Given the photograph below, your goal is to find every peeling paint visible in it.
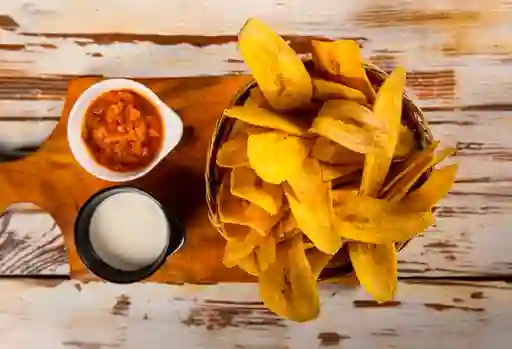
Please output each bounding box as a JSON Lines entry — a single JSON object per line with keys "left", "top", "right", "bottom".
{"left": 111, "top": 294, "right": 131, "bottom": 316}
{"left": 424, "top": 303, "right": 485, "bottom": 312}
{"left": 318, "top": 332, "right": 350, "bottom": 346}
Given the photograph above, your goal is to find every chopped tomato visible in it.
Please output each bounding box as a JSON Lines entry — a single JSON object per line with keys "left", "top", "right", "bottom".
{"left": 82, "top": 90, "right": 163, "bottom": 172}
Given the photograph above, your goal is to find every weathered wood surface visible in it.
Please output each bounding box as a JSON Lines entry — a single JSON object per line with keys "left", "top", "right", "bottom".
{"left": 0, "top": 207, "right": 68, "bottom": 275}
{"left": 1, "top": 278, "right": 511, "bottom": 348}
{"left": 0, "top": 0, "right": 511, "bottom": 280}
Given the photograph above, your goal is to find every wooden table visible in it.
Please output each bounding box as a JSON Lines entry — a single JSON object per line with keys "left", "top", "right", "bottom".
{"left": 1, "top": 0, "right": 511, "bottom": 347}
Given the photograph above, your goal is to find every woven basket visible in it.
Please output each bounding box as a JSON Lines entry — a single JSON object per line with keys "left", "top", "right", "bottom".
{"left": 205, "top": 62, "right": 433, "bottom": 280}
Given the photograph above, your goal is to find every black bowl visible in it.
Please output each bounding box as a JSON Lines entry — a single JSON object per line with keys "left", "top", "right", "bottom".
{"left": 74, "top": 185, "right": 185, "bottom": 284}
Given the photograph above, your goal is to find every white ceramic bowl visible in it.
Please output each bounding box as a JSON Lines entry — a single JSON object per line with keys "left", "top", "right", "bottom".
{"left": 67, "top": 79, "right": 183, "bottom": 182}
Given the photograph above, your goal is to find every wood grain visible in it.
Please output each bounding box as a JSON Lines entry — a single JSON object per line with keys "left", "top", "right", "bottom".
{"left": 1, "top": 278, "right": 511, "bottom": 348}
{"left": 0, "top": 0, "right": 511, "bottom": 279}
{"left": 0, "top": 206, "right": 68, "bottom": 275}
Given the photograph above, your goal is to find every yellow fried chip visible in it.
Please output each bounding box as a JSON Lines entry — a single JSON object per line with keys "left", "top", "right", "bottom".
{"left": 400, "top": 163, "right": 458, "bottom": 212}
{"left": 247, "top": 132, "right": 309, "bottom": 184}
{"left": 321, "top": 163, "right": 361, "bottom": 182}
{"left": 222, "top": 223, "right": 251, "bottom": 240}
{"left": 348, "top": 242, "right": 397, "bottom": 302}
{"left": 311, "top": 137, "right": 365, "bottom": 165}
{"left": 319, "top": 100, "right": 383, "bottom": 129}
{"left": 285, "top": 190, "right": 340, "bottom": 254}
{"left": 216, "top": 136, "right": 249, "bottom": 168}
{"left": 333, "top": 193, "right": 435, "bottom": 244}
{"left": 306, "top": 248, "right": 334, "bottom": 279}
{"left": 331, "top": 186, "right": 359, "bottom": 205}
{"left": 395, "top": 125, "right": 416, "bottom": 158}
{"left": 237, "top": 252, "right": 260, "bottom": 276}
{"left": 259, "top": 235, "right": 320, "bottom": 322}
{"left": 360, "top": 67, "right": 407, "bottom": 197}
{"left": 256, "top": 234, "right": 277, "bottom": 272}
{"left": 218, "top": 176, "right": 282, "bottom": 235}
{"left": 286, "top": 157, "right": 325, "bottom": 197}
{"left": 230, "top": 167, "right": 284, "bottom": 215}
{"left": 381, "top": 141, "right": 440, "bottom": 195}
{"left": 310, "top": 100, "right": 386, "bottom": 154}
{"left": 225, "top": 106, "right": 308, "bottom": 136}
{"left": 239, "top": 18, "right": 312, "bottom": 110}
{"left": 311, "top": 40, "right": 376, "bottom": 102}
{"left": 223, "top": 229, "right": 263, "bottom": 268}
{"left": 310, "top": 116, "right": 381, "bottom": 155}
{"left": 385, "top": 146, "right": 456, "bottom": 203}
{"left": 229, "top": 120, "right": 268, "bottom": 138}
{"left": 284, "top": 159, "right": 342, "bottom": 254}
{"left": 272, "top": 210, "right": 300, "bottom": 241}
{"left": 312, "top": 78, "right": 367, "bottom": 104}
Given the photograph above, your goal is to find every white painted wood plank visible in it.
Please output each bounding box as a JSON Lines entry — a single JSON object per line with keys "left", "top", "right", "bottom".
{"left": 0, "top": 279, "right": 509, "bottom": 349}
{"left": 0, "top": 100, "right": 61, "bottom": 119}
{"left": 0, "top": 120, "right": 55, "bottom": 151}
{"left": 0, "top": 208, "right": 68, "bottom": 275}
{"left": 1, "top": 0, "right": 510, "bottom": 34}
{"left": 0, "top": 0, "right": 510, "bottom": 82}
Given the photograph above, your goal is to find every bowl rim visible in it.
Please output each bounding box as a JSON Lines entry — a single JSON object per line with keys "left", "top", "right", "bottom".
{"left": 67, "top": 78, "right": 184, "bottom": 182}
{"left": 74, "top": 185, "right": 186, "bottom": 284}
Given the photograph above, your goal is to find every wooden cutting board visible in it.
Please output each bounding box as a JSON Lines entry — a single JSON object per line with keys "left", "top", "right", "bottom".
{"left": 0, "top": 75, "right": 260, "bottom": 283}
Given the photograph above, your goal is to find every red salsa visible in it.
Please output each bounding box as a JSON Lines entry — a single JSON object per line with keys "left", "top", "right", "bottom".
{"left": 82, "top": 90, "right": 163, "bottom": 172}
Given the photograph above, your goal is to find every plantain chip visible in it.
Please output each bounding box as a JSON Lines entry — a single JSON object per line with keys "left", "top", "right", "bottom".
{"left": 239, "top": 18, "right": 312, "bottom": 110}
{"left": 306, "top": 248, "right": 334, "bottom": 279}
{"left": 272, "top": 210, "right": 300, "bottom": 241}
{"left": 225, "top": 106, "right": 308, "bottom": 136}
{"left": 285, "top": 159, "right": 342, "bottom": 254}
{"left": 285, "top": 188, "right": 340, "bottom": 254}
{"left": 333, "top": 193, "right": 435, "bottom": 244}
{"left": 237, "top": 252, "right": 260, "bottom": 276}
{"left": 229, "top": 120, "right": 269, "bottom": 138}
{"left": 395, "top": 125, "right": 416, "bottom": 158}
{"left": 259, "top": 235, "right": 320, "bottom": 322}
{"left": 218, "top": 176, "right": 283, "bottom": 235}
{"left": 319, "top": 99, "right": 384, "bottom": 129}
{"left": 400, "top": 163, "right": 458, "bottom": 212}
{"left": 331, "top": 186, "right": 360, "bottom": 206}
{"left": 321, "top": 162, "right": 361, "bottom": 182}
{"left": 311, "top": 40, "right": 376, "bottom": 102}
{"left": 348, "top": 242, "right": 397, "bottom": 302}
{"left": 312, "top": 137, "right": 365, "bottom": 165}
{"left": 381, "top": 141, "right": 440, "bottom": 195}
{"left": 230, "top": 166, "right": 284, "bottom": 215}
{"left": 385, "top": 146, "right": 456, "bottom": 203}
{"left": 312, "top": 78, "right": 367, "bottom": 104}
{"left": 310, "top": 117, "right": 381, "bottom": 155}
{"left": 247, "top": 132, "right": 309, "bottom": 184}
{"left": 286, "top": 157, "right": 325, "bottom": 197}
{"left": 222, "top": 223, "right": 251, "bottom": 240}
{"left": 223, "top": 229, "right": 263, "bottom": 268}
{"left": 360, "top": 67, "right": 407, "bottom": 197}
{"left": 216, "top": 136, "right": 249, "bottom": 168}
{"left": 256, "top": 234, "right": 277, "bottom": 272}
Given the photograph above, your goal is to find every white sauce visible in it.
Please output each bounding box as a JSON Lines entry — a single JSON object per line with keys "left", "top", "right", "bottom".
{"left": 89, "top": 191, "right": 169, "bottom": 271}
